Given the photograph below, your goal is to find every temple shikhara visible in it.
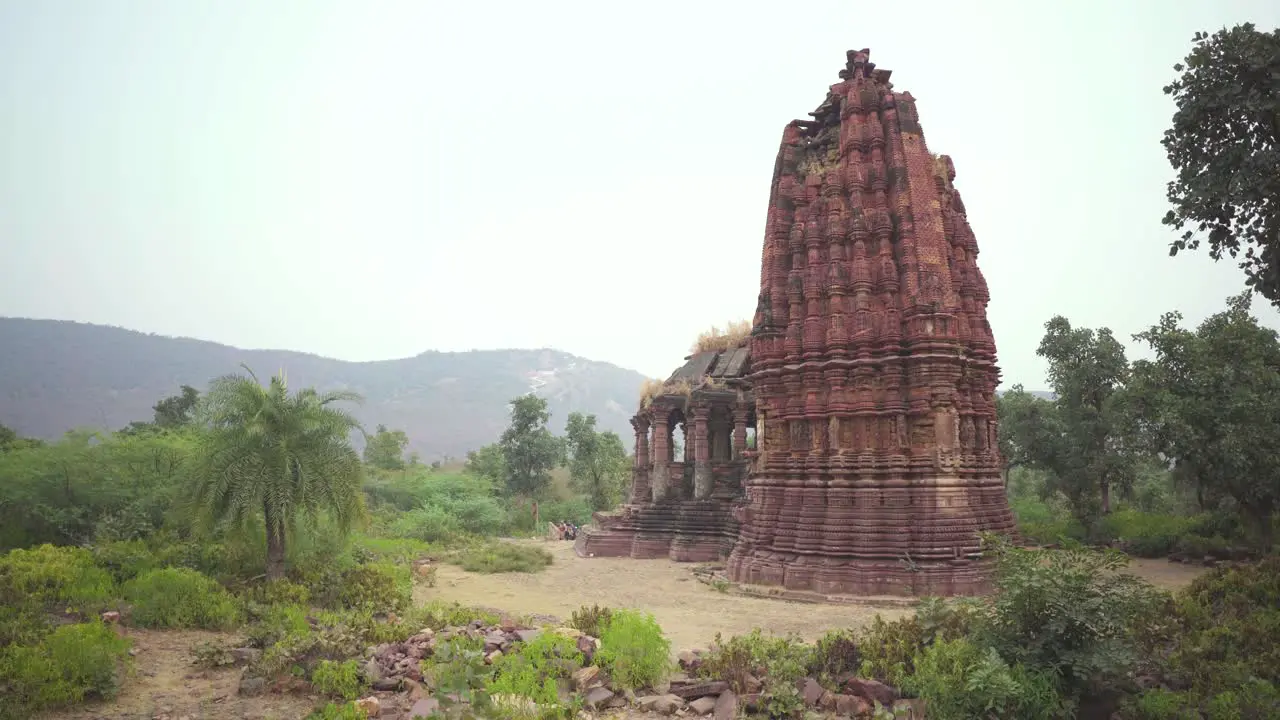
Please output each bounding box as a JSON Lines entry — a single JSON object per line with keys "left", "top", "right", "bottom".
{"left": 576, "top": 49, "right": 1016, "bottom": 597}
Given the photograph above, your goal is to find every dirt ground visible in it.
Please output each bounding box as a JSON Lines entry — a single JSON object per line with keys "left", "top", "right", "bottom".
{"left": 417, "top": 541, "right": 1210, "bottom": 653}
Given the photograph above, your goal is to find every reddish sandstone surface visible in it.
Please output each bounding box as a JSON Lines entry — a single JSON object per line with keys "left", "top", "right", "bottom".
{"left": 579, "top": 48, "right": 1015, "bottom": 597}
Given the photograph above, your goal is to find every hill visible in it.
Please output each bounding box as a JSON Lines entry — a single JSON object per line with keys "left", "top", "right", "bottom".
{"left": 0, "top": 318, "right": 651, "bottom": 461}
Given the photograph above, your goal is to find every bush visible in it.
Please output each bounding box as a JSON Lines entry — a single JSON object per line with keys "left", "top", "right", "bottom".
{"left": 91, "top": 539, "right": 159, "bottom": 583}
{"left": 392, "top": 506, "right": 464, "bottom": 543}
{"left": 303, "top": 562, "right": 412, "bottom": 613}
{"left": 306, "top": 702, "right": 369, "bottom": 720}
{"left": 0, "top": 544, "right": 116, "bottom": 614}
{"left": 904, "top": 637, "right": 1066, "bottom": 720}
{"left": 567, "top": 604, "right": 614, "bottom": 638}
{"left": 808, "top": 629, "right": 860, "bottom": 681}
{"left": 246, "top": 603, "right": 311, "bottom": 648}
{"left": 123, "top": 567, "right": 240, "bottom": 630}
{"left": 240, "top": 578, "right": 312, "bottom": 608}
{"left": 1099, "top": 510, "right": 1198, "bottom": 558}
{"left": 700, "top": 630, "right": 812, "bottom": 717}
{"left": 489, "top": 631, "right": 583, "bottom": 715}
{"left": 0, "top": 621, "right": 132, "bottom": 718}
{"left": 596, "top": 610, "right": 670, "bottom": 690}
{"left": 406, "top": 601, "right": 502, "bottom": 632}
{"left": 452, "top": 542, "right": 553, "bottom": 574}
{"left": 311, "top": 659, "right": 364, "bottom": 700}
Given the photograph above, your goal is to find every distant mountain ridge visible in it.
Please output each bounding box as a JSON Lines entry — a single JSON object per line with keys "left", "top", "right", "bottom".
{"left": 0, "top": 318, "right": 650, "bottom": 461}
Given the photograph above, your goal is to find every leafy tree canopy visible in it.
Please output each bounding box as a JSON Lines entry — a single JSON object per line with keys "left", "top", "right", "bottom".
{"left": 1127, "top": 292, "right": 1280, "bottom": 548}
{"left": 1162, "top": 24, "right": 1280, "bottom": 303}
{"left": 363, "top": 424, "right": 409, "bottom": 471}
{"left": 497, "top": 394, "right": 563, "bottom": 499}
{"left": 564, "top": 412, "right": 630, "bottom": 511}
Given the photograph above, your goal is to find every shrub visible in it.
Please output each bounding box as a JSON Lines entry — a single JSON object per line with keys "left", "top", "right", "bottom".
{"left": 904, "top": 637, "right": 1066, "bottom": 720}
{"left": 452, "top": 542, "right": 553, "bottom": 574}
{"left": 311, "top": 659, "right": 364, "bottom": 700}
{"left": 407, "top": 601, "right": 503, "bottom": 631}
{"left": 808, "top": 629, "right": 860, "bottom": 681}
{"left": 700, "top": 630, "right": 812, "bottom": 717}
{"left": 427, "top": 634, "right": 494, "bottom": 712}
{"left": 0, "top": 544, "right": 116, "bottom": 614}
{"left": 240, "top": 578, "right": 312, "bottom": 608}
{"left": 596, "top": 610, "right": 670, "bottom": 690}
{"left": 857, "top": 615, "right": 929, "bottom": 687}
{"left": 91, "top": 539, "right": 159, "bottom": 583}
{"left": 980, "top": 535, "right": 1170, "bottom": 704}
{"left": 1099, "top": 510, "right": 1198, "bottom": 558}
{"left": 0, "top": 621, "right": 132, "bottom": 717}
{"left": 246, "top": 603, "right": 311, "bottom": 648}
{"left": 391, "top": 506, "right": 464, "bottom": 543}
{"left": 488, "top": 631, "right": 584, "bottom": 715}
{"left": 304, "top": 562, "right": 412, "bottom": 613}
{"left": 306, "top": 702, "right": 369, "bottom": 720}
{"left": 123, "top": 567, "right": 240, "bottom": 630}
{"left": 567, "top": 604, "right": 614, "bottom": 637}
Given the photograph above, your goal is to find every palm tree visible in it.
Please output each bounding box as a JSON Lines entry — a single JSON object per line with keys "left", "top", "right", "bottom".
{"left": 189, "top": 365, "right": 365, "bottom": 580}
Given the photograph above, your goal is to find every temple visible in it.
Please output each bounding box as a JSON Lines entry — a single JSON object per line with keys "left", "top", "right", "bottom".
{"left": 576, "top": 49, "right": 1016, "bottom": 596}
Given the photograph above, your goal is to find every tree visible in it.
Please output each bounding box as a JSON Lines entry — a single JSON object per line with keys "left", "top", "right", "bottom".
{"left": 564, "top": 412, "right": 630, "bottom": 511}
{"left": 120, "top": 385, "right": 201, "bottom": 436}
{"left": 995, "top": 385, "right": 1062, "bottom": 486}
{"left": 188, "top": 366, "right": 365, "bottom": 580}
{"left": 497, "top": 394, "right": 563, "bottom": 499}
{"left": 1162, "top": 24, "right": 1280, "bottom": 304}
{"left": 363, "top": 424, "right": 409, "bottom": 470}
{"left": 1032, "top": 317, "right": 1137, "bottom": 522}
{"left": 465, "top": 443, "right": 506, "bottom": 485}
{"left": 1127, "top": 293, "right": 1280, "bottom": 549}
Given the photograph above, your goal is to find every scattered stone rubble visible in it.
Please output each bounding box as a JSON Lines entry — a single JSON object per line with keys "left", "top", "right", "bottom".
{"left": 230, "top": 618, "right": 925, "bottom": 719}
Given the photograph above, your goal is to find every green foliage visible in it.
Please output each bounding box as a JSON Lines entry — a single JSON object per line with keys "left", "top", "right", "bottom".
{"left": 1127, "top": 294, "right": 1280, "bottom": 550}
{"left": 595, "top": 610, "right": 670, "bottom": 690}
{"left": 1161, "top": 24, "right": 1280, "bottom": 305}
{"left": 981, "top": 535, "right": 1169, "bottom": 703}
{"left": 807, "top": 629, "right": 861, "bottom": 681}
{"left": 1099, "top": 510, "right": 1201, "bottom": 558}
{"left": 306, "top": 701, "right": 369, "bottom": 720}
{"left": 700, "top": 629, "right": 812, "bottom": 718}
{"left": 567, "top": 604, "right": 614, "bottom": 638}
{"left": 427, "top": 634, "right": 494, "bottom": 714}
{"left": 122, "top": 567, "right": 240, "bottom": 630}
{"left": 465, "top": 443, "right": 507, "bottom": 486}
{"left": 301, "top": 561, "right": 412, "bottom": 613}
{"left": 245, "top": 603, "right": 312, "bottom": 648}
{"left": 0, "top": 621, "right": 132, "bottom": 719}
{"left": 408, "top": 601, "right": 503, "bottom": 631}
{"left": 904, "top": 637, "right": 1066, "bottom": 720}
{"left": 489, "top": 631, "right": 583, "bottom": 716}
{"left": 499, "top": 395, "right": 564, "bottom": 499}
{"left": 188, "top": 366, "right": 365, "bottom": 580}
{"left": 364, "top": 424, "right": 410, "bottom": 470}
{"left": 453, "top": 542, "right": 553, "bottom": 574}
{"left": 856, "top": 599, "right": 975, "bottom": 689}
{"left": 564, "top": 412, "right": 629, "bottom": 511}
{"left": 0, "top": 544, "right": 116, "bottom": 616}
{"left": 311, "top": 659, "right": 365, "bottom": 700}
{"left": 91, "top": 539, "right": 160, "bottom": 583}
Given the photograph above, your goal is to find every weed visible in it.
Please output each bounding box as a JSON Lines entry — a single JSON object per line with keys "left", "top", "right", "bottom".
{"left": 123, "top": 567, "right": 240, "bottom": 630}
{"left": 595, "top": 610, "right": 670, "bottom": 690}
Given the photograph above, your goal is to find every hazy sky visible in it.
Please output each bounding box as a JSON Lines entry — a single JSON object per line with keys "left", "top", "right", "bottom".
{"left": 2, "top": 1, "right": 1278, "bottom": 387}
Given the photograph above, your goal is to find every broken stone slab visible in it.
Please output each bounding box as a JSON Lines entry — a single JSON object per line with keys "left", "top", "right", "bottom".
{"left": 833, "top": 693, "right": 871, "bottom": 716}
{"left": 843, "top": 677, "right": 898, "bottom": 707}
{"left": 670, "top": 681, "right": 729, "bottom": 700}
{"left": 231, "top": 647, "right": 262, "bottom": 665}
{"left": 713, "top": 691, "right": 737, "bottom": 720}
{"left": 405, "top": 697, "right": 439, "bottom": 719}
{"left": 801, "top": 677, "right": 825, "bottom": 706}
{"left": 584, "top": 686, "right": 616, "bottom": 709}
{"left": 370, "top": 677, "right": 401, "bottom": 691}
{"left": 688, "top": 696, "right": 717, "bottom": 715}
{"left": 515, "top": 628, "right": 542, "bottom": 643}
{"left": 354, "top": 696, "right": 380, "bottom": 717}
{"left": 571, "top": 665, "right": 603, "bottom": 690}
{"left": 237, "top": 671, "right": 266, "bottom": 697}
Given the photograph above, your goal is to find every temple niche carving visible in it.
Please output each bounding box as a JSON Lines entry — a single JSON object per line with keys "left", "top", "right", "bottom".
{"left": 576, "top": 48, "right": 1016, "bottom": 597}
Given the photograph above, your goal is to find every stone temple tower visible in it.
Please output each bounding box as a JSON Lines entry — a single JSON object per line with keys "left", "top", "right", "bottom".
{"left": 725, "top": 49, "right": 1016, "bottom": 596}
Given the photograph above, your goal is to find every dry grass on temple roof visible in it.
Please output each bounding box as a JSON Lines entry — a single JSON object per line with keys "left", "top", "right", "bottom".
{"left": 691, "top": 320, "right": 752, "bottom": 354}
{"left": 638, "top": 378, "right": 664, "bottom": 407}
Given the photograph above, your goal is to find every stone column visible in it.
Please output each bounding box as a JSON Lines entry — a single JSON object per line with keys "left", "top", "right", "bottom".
{"left": 732, "top": 403, "right": 750, "bottom": 460}
{"left": 691, "top": 405, "right": 713, "bottom": 500}
{"left": 629, "top": 415, "right": 652, "bottom": 505}
{"left": 650, "top": 414, "right": 671, "bottom": 502}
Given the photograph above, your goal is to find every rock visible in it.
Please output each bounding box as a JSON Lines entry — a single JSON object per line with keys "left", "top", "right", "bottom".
{"left": 405, "top": 697, "right": 439, "bottom": 719}
{"left": 483, "top": 632, "right": 508, "bottom": 651}
{"left": 671, "top": 681, "right": 729, "bottom": 700}
{"left": 801, "top": 677, "right": 825, "bottom": 707}
{"left": 484, "top": 649, "right": 503, "bottom": 665}
{"left": 355, "top": 696, "right": 380, "bottom": 717}
{"left": 572, "top": 665, "right": 603, "bottom": 690}
{"left": 576, "top": 634, "right": 597, "bottom": 660}
{"left": 688, "top": 697, "right": 717, "bottom": 715}
{"left": 669, "top": 672, "right": 692, "bottom": 684}
{"left": 893, "top": 698, "right": 926, "bottom": 719}
{"left": 363, "top": 658, "right": 384, "bottom": 683}
{"left": 833, "top": 694, "right": 871, "bottom": 716}
{"left": 678, "top": 650, "right": 698, "bottom": 668}
{"left": 713, "top": 691, "right": 737, "bottom": 720}
{"left": 500, "top": 616, "right": 517, "bottom": 632}
{"left": 744, "top": 674, "right": 763, "bottom": 694}
{"left": 638, "top": 695, "right": 663, "bottom": 711}
{"left": 654, "top": 694, "right": 686, "bottom": 715}
{"left": 818, "top": 690, "right": 836, "bottom": 710}
{"left": 403, "top": 678, "right": 427, "bottom": 701}
{"left": 584, "top": 686, "right": 616, "bottom": 709}
{"left": 551, "top": 627, "right": 583, "bottom": 639}
{"left": 237, "top": 672, "right": 266, "bottom": 697}
{"left": 232, "top": 647, "right": 262, "bottom": 665}
{"left": 515, "top": 628, "right": 543, "bottom": 643}
{"left": 738, "top": 693, "right": 761, "bottom": 712}
{"left": 101, "top": 610, "right": 121, "bottom": 623}
{"left": 844, "top": 677, "right": 897, "bottom": 707}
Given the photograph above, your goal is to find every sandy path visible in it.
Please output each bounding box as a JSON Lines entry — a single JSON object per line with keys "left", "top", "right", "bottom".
{"left": 417, "top": 542, "right": 1210, "bottom": 653}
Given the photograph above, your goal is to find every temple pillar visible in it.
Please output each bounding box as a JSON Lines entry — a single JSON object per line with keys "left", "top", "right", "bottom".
{"left": 732, "top": 404, "right": 749, "bottom": 459}
{"left": 630, "top": 415, "right": 652, "bottom": 504}
{"left": 691, "top": 406, "right": 713, "bottom": 500}
{"left": 650, "top": 415, "right": 671, "bottom": 502}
